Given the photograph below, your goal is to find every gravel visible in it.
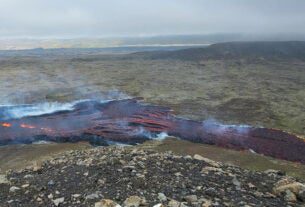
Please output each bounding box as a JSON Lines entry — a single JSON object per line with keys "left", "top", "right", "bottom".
{"left": 0, "top": 146, "right": 304, "bottom": 206}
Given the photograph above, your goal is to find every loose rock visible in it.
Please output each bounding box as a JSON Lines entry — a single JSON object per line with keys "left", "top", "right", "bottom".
{"left": 157, "top": 193, "right": 167, "bottom": 202}
{"left": 184, "top": 195, "right": 198, "bottom": 203}
{"left": 168, "top": 199, "right": 180, "bottom": 207}
{"left": 0, "top": 174, "right": 9, "bottom": 184}
{"left": 53, "top": 197, "right": 65, "bottom": 206}
{"left": 273, "top": 179, "right": 305, "bottom": 201}
{"left": 193, "top": 154, "right": 220, "bottom": 167}
{"left": 9, "top": 186, "right": 20, "bottom": 193}
{"left": 0, "top": 146, "right": 303, "bottom": 206}
{"left": 95, "top": 199, "right": 121, "bottom": 207}
{"left": 86, "top": 193, "right": 100, "bottom": 200}
{"left": 284, "top": 190, "right": 297, "bottom": 202}
{"left": 123, "top": 196, "right": 146, "bottom": 207}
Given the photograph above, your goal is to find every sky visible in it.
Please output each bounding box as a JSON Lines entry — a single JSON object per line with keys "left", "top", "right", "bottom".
{"left": 0, "top": 0, "right": 304, "bottom": 38}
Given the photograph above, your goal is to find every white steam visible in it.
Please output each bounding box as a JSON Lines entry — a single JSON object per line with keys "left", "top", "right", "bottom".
{"left": 0, "top": 99, "right": 119, "bottom": 120}
{"left": 0, "top": 100, "right": 86, "bottom": 120}
{"left": 154, "top": 132, "right": 169, "bottom": 140}
{"left": 202, "top": 118, "right": 251, "bottom": 135}
{"left": 0, "top": 89, "right": 131, "bottom": 120}
{"left": 130, "top": 126, "right": 168, "bottom": 140}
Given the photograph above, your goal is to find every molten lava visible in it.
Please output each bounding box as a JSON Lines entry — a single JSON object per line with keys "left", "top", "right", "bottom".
{"left": 0, "top": 99, "right": 304, "bottom": 164}
{"left": 1, "top": 122, "right": 11, "bottom": 127}
{"left": 20, "top": 124, "right": 36, "bottom": 129}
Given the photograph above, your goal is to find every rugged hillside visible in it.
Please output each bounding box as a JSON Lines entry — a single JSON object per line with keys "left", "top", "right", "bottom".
{"left": 133, "top": 41, "right": 305, "bottom": 61}
{"left": 1, "top": 146, "right": 305, "bottom": 206}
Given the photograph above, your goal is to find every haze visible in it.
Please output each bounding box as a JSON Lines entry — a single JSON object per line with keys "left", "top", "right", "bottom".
{"left": 0, "top": 0, "right": 304, "bottom": 38}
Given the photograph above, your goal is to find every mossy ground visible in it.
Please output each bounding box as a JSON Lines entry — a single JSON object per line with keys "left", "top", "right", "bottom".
{"left": 0, "top": 56, "right": 303, "bottom": 135}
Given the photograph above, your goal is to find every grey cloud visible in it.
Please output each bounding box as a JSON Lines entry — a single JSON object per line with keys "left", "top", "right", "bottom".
{"left": 0, "top": 0, "right": 304, "bottom": 38}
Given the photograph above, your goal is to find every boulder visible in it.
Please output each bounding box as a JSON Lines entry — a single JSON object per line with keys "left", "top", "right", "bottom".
{"left": 273, "top": 178, "right": 305, "bottom": 202}
{"left": 273, "top": 181, "right": 305, "bottom": 195}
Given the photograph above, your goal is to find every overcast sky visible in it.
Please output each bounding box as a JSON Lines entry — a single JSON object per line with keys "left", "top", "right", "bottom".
{"left": 0, "top": 0, "right": 304, "bottom": 38}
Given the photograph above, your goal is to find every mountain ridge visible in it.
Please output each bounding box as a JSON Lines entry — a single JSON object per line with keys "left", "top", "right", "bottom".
{"left": 132, "top": 41, "right": 305, "bottom": 61}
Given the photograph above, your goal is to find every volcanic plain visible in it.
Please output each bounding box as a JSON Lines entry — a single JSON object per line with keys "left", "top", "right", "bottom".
{"left": 0, "top": 42, "right": 305, "bottom": 206}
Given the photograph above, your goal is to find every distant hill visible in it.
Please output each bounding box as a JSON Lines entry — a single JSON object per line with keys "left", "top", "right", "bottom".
{"left": 133, "top": 41, "right": 305, "bottom": 61}
{"left": 0, "top": 34, "right": 234, "bottom": 50}
{"left": 0, "top": 45, "right": 209, "bottom": 57}
{"left": 1, "top": 41, "right": 305, "bottom": 61}
{"left": 2, "top": 33, "right": 305, "bottom": 50}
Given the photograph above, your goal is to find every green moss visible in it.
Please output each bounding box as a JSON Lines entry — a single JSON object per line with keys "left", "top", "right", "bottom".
{"left": 0, "top": 56, "right": 304, "bottom": 135}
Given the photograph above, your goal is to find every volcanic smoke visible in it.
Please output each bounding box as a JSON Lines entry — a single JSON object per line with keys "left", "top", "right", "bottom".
{"left": 0, "top": 99, "right": 304, "bottom": 164}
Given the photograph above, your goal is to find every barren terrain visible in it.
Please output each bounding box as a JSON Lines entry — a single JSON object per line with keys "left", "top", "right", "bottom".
{"left": 0, "top": 42, "right": 304, "bottom": 181}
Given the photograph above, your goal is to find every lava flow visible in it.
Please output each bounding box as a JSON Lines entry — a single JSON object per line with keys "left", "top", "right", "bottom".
{"left": 0, "top": 99, "right": 305, "bottom": 164}
{"left": 20, "top": 124, "right": 36, "bottom": 129}
{"left": 1, "top": 122, "right": 11, "bottom": 127}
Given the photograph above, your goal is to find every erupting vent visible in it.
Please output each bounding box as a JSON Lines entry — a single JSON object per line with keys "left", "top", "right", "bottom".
{"left": 0, "top": 99, "right": 305, "bottom": 164}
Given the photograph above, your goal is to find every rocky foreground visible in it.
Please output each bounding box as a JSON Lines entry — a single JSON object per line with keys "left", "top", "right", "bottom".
{"left": 0, "top": 146, "right": 305, "bottom": 207}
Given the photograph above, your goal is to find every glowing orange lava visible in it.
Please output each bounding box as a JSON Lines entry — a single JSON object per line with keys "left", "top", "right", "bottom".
{"left": 20, "top": 124, "right": 36, "bottom": 129}
{"left": 1, "top": 123, "right": 11, "bottom": 127}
